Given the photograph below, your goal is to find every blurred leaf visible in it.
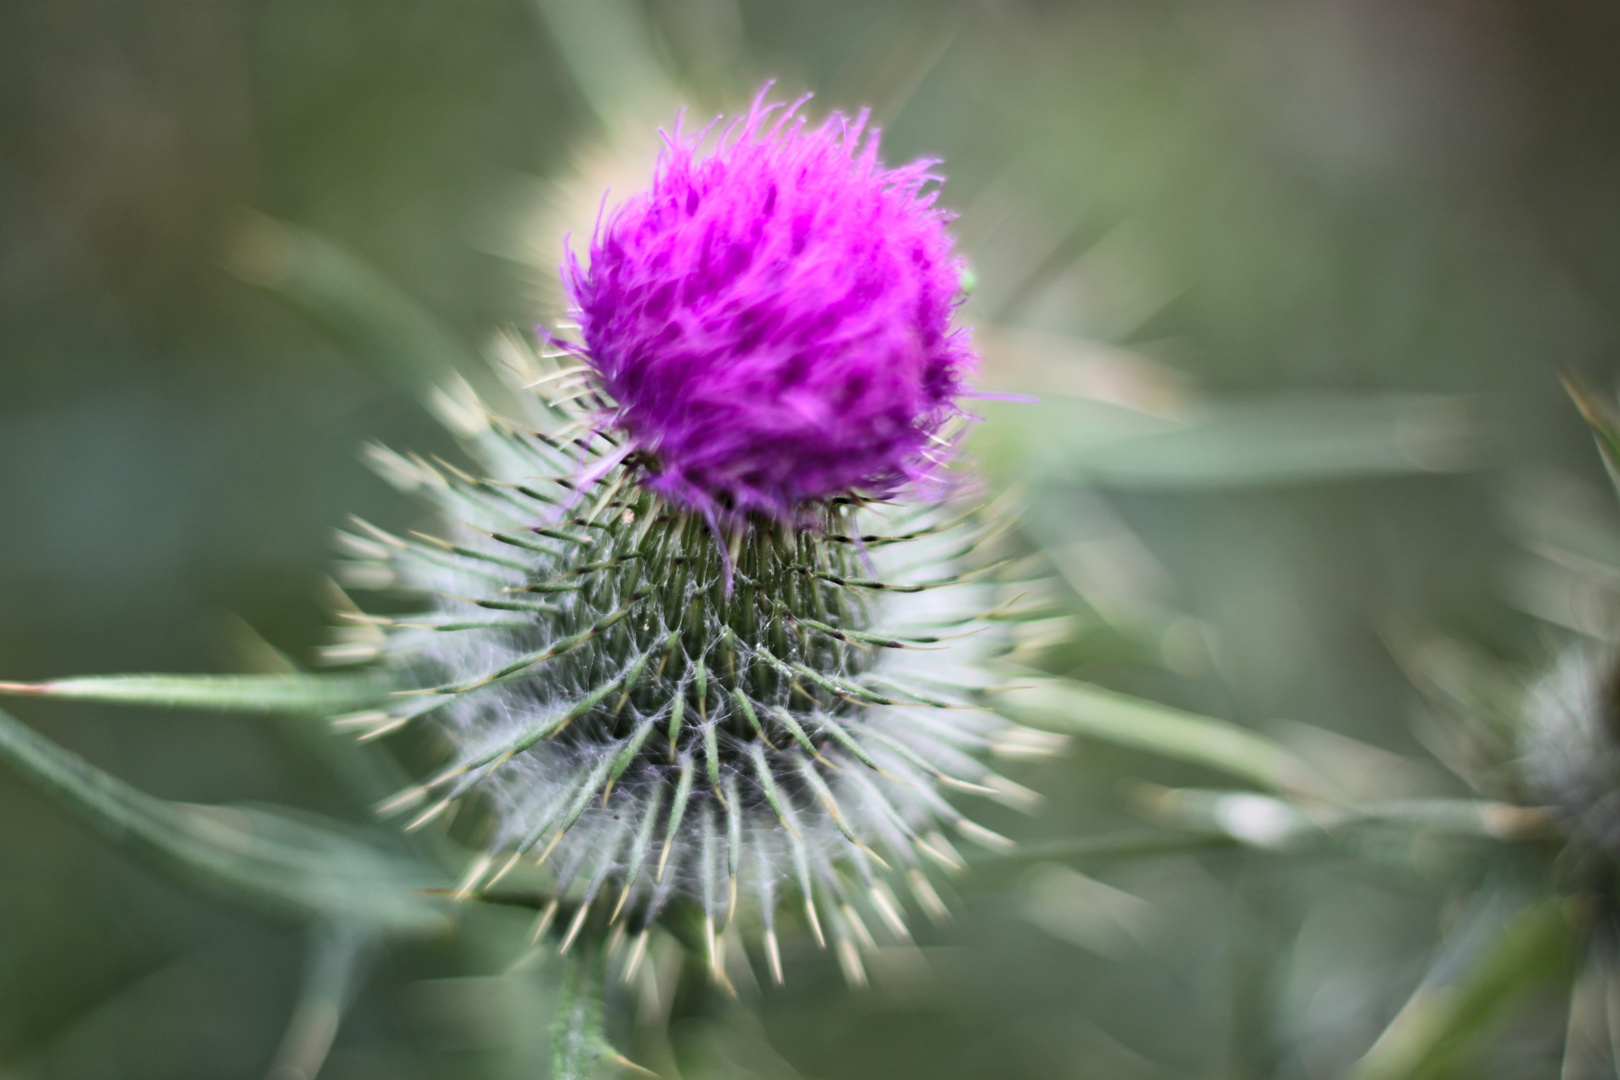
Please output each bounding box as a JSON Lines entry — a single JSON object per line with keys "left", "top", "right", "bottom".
{"left": 1127, "top": 784, "right": 1318, "bottom": 849}
{"left": 1499, "top": 471, "right": 1620, "bottom": 582}
{"left": 276, "top": 707, "right": 423, "bottom": 814}
{"left": 1563, "top": 373, "right": 1620, "bottom": 493}
{"left": 1133, "top": 783, "right": 1555, "bottom": 848}
{"left": 225, "top": 213, "right": 482, "bottom": 406}
{"left": 529, "top": 0, "right": 678, "bottom": 130}
{"left": 0, "top": 671, "right": 391, "bottom": 715}
{"left": 1015, "top": 486, "right": 1212, "bottom": 675}
{"left": 1021, "top": 863, "right": 1161, "bottom": 961}
{"left": 1499, "top": 556, "right": 1620, "bottom": 641}
{"left": 1384, "top": 633, "right": 1523, "bottom": 737}
{"left": 975, "top": 397, "right": 1173, "bottom": 480}
{"left": 1382, "top": 630, "right": 1526, "bottom": 795}
{"left": 0, "top": 704, "right": 446, "bottom": 934}
{"left": 976, "top": 327, "right": 1192, "bottom": 416}
{"left": 1006, "top": 611, "right": 1208, "bottom": 675}
{"left": 978, "top": 393, "right": 1475, "bottom": 489}
{"left": 980, "top": 828, "right": 1240, "bottom": 875}
{"left": 265, "top": 923, "right": 371, "bottom": 1080}
{"left": 215, "top": 622, "right": 421, "bottom": 810}
{"left": 1273, "top": 718, "right": 1454, "bottom": 803}
{"left": 1346, "top": 898, "right": 1573, "bottom": 1080}
{"left": 1352, "top": 799, "right": 1558, "bottom": 840}
{"left": 1497, "top": 471, "right": 1620, "bottom": 639}
{"left": 992, "top": 676, "right": 1337, "bottom": 799}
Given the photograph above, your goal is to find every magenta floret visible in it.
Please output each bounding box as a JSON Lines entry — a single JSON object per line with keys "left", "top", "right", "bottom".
{"left": 563, "top": 89, "right": 977, "bottom": 524}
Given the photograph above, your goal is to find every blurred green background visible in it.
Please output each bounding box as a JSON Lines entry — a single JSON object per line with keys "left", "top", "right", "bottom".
{"left": 3, "top": 1, "right": 1619, "bottom": 1077}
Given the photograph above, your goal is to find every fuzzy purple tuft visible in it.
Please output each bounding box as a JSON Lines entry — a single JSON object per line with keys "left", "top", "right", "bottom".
{"left": 563, "top": 89, "right": 977, "bottom": 524}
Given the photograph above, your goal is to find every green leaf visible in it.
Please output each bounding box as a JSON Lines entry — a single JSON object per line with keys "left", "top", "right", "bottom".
{"left": 978, "top": 829, "right": 1241, "bottom": 875}
{"left": 1346, "top": 898, "right": 1573, "bottom": 1080}
{"left": 0, "top": 704, "right": 447, "bottom": 934}
{"left": 991, "top": 676, "right": 1337, "bottom": 799}
{"left": 977, "top": 393, "right": 1476, "bottom": 489}
{"left": 984, "top": 796, "right": 1551, "bottom": 888}
{"left": 1133, "top": 785, "right": 1555, "bottom": 847}
{"left": 1350, "top": 798, "right": 1558, "bottom": 841}
{"left": 0, "top": 671, "right": 392, "bottom": 715}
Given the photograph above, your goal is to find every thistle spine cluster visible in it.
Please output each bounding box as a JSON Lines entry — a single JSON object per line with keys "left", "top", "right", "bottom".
{"left": 329, "top": 363, "right": 1056, "bottom": 985}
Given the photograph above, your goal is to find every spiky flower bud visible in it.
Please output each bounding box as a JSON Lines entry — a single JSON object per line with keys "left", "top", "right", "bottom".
{"left": 341, "top": 91, "right": 1055, "bottom": 985}
{"left": 1520, "top": 646, "right": 1620, "bottom": 859}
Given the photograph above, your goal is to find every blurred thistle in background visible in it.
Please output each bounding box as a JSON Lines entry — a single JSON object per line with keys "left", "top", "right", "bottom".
{"left": 5, "top": 1, "right": 1620, "bottom": 1079}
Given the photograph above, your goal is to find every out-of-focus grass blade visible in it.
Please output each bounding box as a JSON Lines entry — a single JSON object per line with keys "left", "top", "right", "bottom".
{"left": 1347, "top": 898, "right": 1572, "bottom": 1080}
{"left": 530, "top": 0, "right": 678, "bottom": 131}
{"left": 1500, "top": 556, "right": 1620, "bottom": 641}
{"left": 1496, "top": 469, "right": 1620, "bottom": 639}
{"left": 0, "top": 671, "right": 391, "bottom": 715}
{"left": 219, "top": 617, "right": 422, "bottom": 810}
{"left": 1381, "top": 630, "right": 1525, "bottom": 794}
{"left": 977, "top": 829, "right": 1241, "bottom": 877}
{"left": 1352, "top": 798, "right": 1558, "bottom": 839}
{"left": 992, "top": 676, "right": 1337, "bottom": 799}
{"left": 1135, "top": 783, "right": 1555, "bottom": 846}
{"left": 1500, "top": 472, "right": 1620, "bottom": 582}
{"left": 278, "top": 706, "right": 422, "bottom": 812}
{"left": 1005, "top": 609, "right": 1211, "bottom": 675}
{"left": 265, "top": 923, "right": 371, "bottom": 1080}
{"left": 1127, "top": 784, "right": 1317, "bottom": 849}
{"left": 1563, "top": 373, "right": 1620, "bottom": 491}
{"left": 975, "top": 397, "right": 1173, "bottom": 480}
{"left": 0, "top": 705, "right": 446, "bottom": 934}
{"left": 225, "top": 213, "right": 481, "bottom": 405}
{"left": 977, "top": 394, "right": 1475, "bottom": 489}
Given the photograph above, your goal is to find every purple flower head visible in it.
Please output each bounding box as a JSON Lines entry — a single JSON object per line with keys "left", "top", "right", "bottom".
{"left": 563, "top": 88, "right": 977, "bottom": 525}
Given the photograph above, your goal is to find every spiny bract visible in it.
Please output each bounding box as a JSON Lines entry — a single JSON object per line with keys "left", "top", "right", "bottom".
{"left": 333, "top": 361, "right": 1055, "bottom": 984}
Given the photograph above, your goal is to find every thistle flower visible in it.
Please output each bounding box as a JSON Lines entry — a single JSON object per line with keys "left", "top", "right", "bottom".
{"left": 337, "top": 91, "right": 1055, "bottom": 987}
{"left": 562, "top": 88, "right": 975, "bottom": 525}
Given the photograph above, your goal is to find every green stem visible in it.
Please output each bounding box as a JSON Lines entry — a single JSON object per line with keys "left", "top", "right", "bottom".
{"left": 552, "top": 944, "right": 607, "bottom": 1080}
